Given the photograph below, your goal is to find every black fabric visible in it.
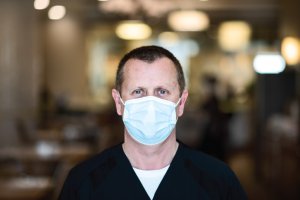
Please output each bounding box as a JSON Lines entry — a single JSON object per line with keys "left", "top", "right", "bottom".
{"left": 59, "top": 142, "right": 247, "bottom": 200}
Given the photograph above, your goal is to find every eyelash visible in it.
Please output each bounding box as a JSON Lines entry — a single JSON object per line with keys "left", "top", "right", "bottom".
{"left": 132, "top": 89, "right": 144, "bottom": 96}
{"left": 158, "top": 89, "right": 167, "bottom": 95}
{"left": 131, "top": 88, "right": 169, "bottom": 97}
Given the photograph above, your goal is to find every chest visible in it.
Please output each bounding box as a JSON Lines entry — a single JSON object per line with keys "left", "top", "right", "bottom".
{"left": 86, "top": 162, "right": 215, "bottom": 200}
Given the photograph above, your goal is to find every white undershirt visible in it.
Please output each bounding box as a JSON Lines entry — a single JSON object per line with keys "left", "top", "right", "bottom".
{"left": 133, "top": 165, "right": 170, "bottom": 199}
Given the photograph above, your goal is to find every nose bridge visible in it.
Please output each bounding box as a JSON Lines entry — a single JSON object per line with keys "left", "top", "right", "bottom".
{"left": 146, "top": 89, "right": 155, "bottom": 97}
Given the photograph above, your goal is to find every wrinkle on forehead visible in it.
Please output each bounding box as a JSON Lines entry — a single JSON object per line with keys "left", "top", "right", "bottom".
{"left": 122, "top": 58, "right": 180, "bottom": 96}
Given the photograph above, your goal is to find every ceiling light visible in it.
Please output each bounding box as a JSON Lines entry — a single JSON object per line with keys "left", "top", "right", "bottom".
{"left": 281, "top": 37, "right": 300, "bottom": 66}
{"left": 253, "top": 53, "right": 286, "bottom": 74}
{"left": 48, "top": 5, "right": 66, "bottom": 20}
{"left": 34, "top": 0, "right": 50, "bottom": 10}
{"left": 218, "top": 21, "right": 251, "bottom": 52}
{"left": 115, "top": 20, "right": 152, "bottom": 40}
{"left": 168, "top": 10, "right": 209, "bottom": 32}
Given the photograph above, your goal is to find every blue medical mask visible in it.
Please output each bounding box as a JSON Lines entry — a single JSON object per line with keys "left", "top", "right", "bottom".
{"left": 120, "top": 96, "right": 181, "bottom": 145}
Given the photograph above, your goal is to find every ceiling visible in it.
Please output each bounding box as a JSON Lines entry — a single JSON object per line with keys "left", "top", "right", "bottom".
{"left": 62, "top": 0, "right": 279, "bottom": 22}
{"left": 52, "top": 0, "right": 281, "bottom": 40}
{"left": 96, "top": 1, "right": 276, "bottom": 20}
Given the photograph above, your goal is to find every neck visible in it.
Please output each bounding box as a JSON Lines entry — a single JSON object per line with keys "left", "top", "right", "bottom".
{"left": 122, "top": 132, "right": 178, "bottom": 170}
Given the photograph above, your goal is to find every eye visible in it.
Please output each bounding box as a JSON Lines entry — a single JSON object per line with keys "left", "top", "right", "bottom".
{"left": 157, "top": 88, "right": 169, "bottom": 97}
{"left": 132, "top": 88, "right": 144, "bottom": 97}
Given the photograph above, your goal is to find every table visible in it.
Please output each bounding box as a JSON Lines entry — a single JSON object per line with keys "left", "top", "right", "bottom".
{"left": 0, "top": 176, "right": 53, "bottom": 200}
{"left": 0, "top": 142, "right": 93, "bottom": 162}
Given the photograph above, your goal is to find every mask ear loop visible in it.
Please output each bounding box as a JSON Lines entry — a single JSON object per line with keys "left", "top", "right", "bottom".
{"left": 175, "top": 98, "right": 182, "bottom": 107}
{"left": 118, "top": 94, "right": 125, "bottom": 105}
{"left": 173, "top": 98, "right": 182, "bottom": 121}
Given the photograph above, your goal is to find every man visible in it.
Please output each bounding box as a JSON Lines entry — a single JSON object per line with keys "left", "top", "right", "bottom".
{"left": 59, "top": 45, "right": 247, "bottom": 200}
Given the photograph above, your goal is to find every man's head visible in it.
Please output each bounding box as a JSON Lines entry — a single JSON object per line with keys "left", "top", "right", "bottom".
{"left": 115, "top": 45, "right": 186, "bottom": 96}
{"left": 111, "top": 45, "right": 189, "bottom": 145}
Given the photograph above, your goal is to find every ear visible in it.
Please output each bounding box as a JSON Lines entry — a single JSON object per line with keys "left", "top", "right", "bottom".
{"left": 177, "top": 89, "right": 189, "bottom": 117}
{"left": 112, "top": 89, "right": 123, "bottom": 116}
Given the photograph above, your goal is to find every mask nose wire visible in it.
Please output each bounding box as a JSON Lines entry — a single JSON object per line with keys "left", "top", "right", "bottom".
{"left": 119, "top": 93, "right": 181, "bottom": 106}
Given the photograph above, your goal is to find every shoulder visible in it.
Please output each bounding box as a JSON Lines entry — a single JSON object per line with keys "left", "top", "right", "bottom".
{"left": 64, "top": 143, "right": 122, "bottom": 187}
{"left": 179, "top": 142, "right": 230, "bottom": 173}
{"left": 58, "top": 144, "right": 124, "bottom": 199}
{"left": 178, "top": 142, "right": 248, "bottom": 199}
{"left": 178, "top": 143, "right": 239, "bottom": 184}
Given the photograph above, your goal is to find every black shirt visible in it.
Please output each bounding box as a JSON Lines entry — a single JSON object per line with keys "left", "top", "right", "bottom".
{"left": 59, "top": 142, "right": 247, "bottom": 200}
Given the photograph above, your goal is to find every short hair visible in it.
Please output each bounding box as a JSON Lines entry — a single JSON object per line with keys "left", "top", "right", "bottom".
{"left": 115, "top": 45, "right": 186, "bottom": 95}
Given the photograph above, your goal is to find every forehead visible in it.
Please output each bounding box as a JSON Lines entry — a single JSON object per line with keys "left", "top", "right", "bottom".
{"left": 122, "top": 57, "right": 178, "bottom": 88}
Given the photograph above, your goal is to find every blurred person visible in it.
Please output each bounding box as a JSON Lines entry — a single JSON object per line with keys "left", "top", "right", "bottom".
{"left": 59, "top": 46, "right": 247, "bottom": 200}
{"left": 197, "top": 76, "right": 232, "bottom": 161}
{"left": 266, "top": 98, "right": 299, "bottom": 143}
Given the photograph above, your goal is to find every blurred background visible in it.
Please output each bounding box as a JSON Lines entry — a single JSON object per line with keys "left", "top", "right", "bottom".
{"left": 0, "top": 0, "right": 299, "bottom": 199}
